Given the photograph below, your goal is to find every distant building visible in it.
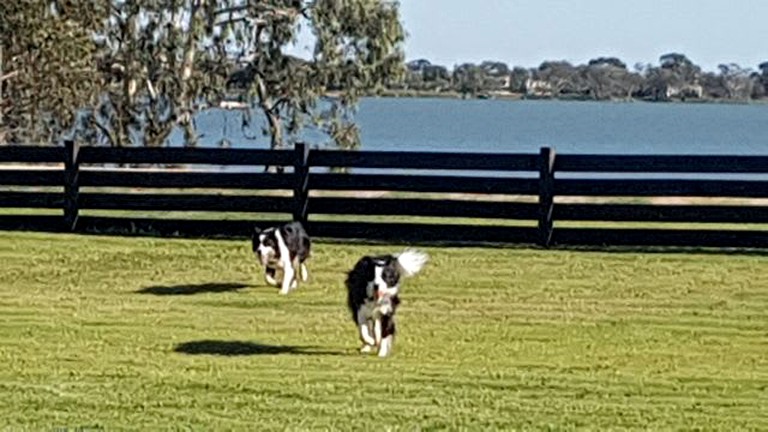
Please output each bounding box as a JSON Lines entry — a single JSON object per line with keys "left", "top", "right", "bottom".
{"left": 524, "top": 78, "right": 554, "bottom": 97}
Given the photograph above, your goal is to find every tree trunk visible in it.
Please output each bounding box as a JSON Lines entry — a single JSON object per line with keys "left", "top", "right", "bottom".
{"left": 255, "top": 75, "right": 285, "bottom": 173}
{"left": 178, "top": 0, "right": 204, "bottom": 147}
{"left": 265, "top": 109, "right": 284, "bottom": 173}
{"left": 181, "top": 115, "right": 199, "bottom": 148}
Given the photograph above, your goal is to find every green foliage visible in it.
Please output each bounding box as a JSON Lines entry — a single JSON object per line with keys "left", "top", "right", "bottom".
{"left": 1, "top": 232, "right": 767, "bottom": 429}
{"left": 404, "top": 54, "right": 768, "bottom": 103}
{"left": 223, "top": 0, "right": 405, "bottom": 151}
{"left": 452, "top": 63, "right": 487, "bottom": 96}
{"left": 0, "top": 1, "right": 106, "bottom": 145}
{"left": 2, "top": 0, "right": 405, "bottom": 149}
{"left": 91, "top": 0, "right": 232, "bottom": 148}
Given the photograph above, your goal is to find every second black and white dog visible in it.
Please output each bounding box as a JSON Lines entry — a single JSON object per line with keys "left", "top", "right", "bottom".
{"left": 345, "top": 249, "right": 428, "bottom": 357}
{"left": 252, "top": 222, "right": 311, "bottom": 295}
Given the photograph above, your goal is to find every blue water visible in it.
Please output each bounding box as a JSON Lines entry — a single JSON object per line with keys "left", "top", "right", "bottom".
{"left": 179, "top": 98, "right": 768, "bottom": 178}
{"left": 188, "top": 98, "right": 768, "bottom": 155}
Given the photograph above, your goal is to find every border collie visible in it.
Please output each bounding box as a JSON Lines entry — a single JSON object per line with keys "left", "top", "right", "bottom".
{"left": 345, "top": 249, "right": 428, "bottom": 357}
{"left": 251, "top": 221, "right": 311, "bottom": 295}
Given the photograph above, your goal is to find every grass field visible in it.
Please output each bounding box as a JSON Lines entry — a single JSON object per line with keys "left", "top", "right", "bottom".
{"left": 1, "top": 232, "right": 767, "bottom": 430}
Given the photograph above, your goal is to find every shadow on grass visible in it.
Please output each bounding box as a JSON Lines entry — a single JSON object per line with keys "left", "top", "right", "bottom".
{"left": 174, "top": 340, "right": 346, "bottom": 356}
{"left": 4, "top": 215, "right": 768, "bottom": 257}
{"left": 315, "top": 238, "right": 768, "bottom": 257}
{"left": 136, "top": 282, "right": 251, "bottom": 296}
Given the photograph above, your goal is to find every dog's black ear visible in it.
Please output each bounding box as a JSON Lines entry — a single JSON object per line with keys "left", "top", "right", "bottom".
{"left": 252, "top": 226, "right": 262, "bottom": 238}
{"left": 350, "top": 256, "right": 373, "bottom": 280}
{"left": 361, "top": 256, "right": 378, "bottom": 279}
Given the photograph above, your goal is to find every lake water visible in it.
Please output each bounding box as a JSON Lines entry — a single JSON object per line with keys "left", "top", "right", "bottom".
{"left": 184, "top": 98, "right": 768, "bottom": 178}
{"left": 191, "top": 98, "right": 768, "bottom": 155}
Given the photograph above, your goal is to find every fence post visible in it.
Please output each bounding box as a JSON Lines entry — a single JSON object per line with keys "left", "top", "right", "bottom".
{"left": 293, "top": 142, "right": 310, "bottom": 226}
{"left": 63, "top": 140, "right": 80, "bottom": 232}
{"left": 538, "top": 146, "right": 555, "bottom": 248}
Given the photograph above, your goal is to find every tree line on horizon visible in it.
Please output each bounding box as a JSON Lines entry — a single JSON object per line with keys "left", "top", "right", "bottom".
{"left": 398, "top": 53, "right": 768, "bottom": 102}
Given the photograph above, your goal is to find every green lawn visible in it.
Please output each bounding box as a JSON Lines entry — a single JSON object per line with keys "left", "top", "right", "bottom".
{"left": 1, "top": 232, "right": 766, "bottom": 430}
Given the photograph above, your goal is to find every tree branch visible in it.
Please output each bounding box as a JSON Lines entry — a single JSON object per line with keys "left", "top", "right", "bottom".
{"left": 92, "top": 115, "right": 117, "bottom": 147}
{"left": 270, "top": 97, "right": 289, "bottom": 112}
{"left": 214, "top": 3, "right": 301, "bottom": 18}
{"left": 0, "top": 70, "right": 19, "bottom": 82}
{"left": 213, "top": 2, "right": 302, "bottom": 27}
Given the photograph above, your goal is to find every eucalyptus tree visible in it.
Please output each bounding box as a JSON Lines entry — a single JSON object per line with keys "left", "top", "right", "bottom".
{"left": 217, "top": 0, "right": 405, "bottom": 152}
{"left": 754, "top": 61, "right": 768, "bottom": 99}
{"left": 0, "top": 1, "right": 106, "bottom": 145}
{"left": 534, "top": 61, "right": 578, "bottom": 97}
{"left": 90, "top": 0, "right": 233, "bottom": 148}
{"left": 452, "top": 63, "right": 487, "bottom": 96}
{"left": 4, "top": 0, "right": 405, "bottom": 152}
{"left": 582, "top": 57, "right": 642, "bottom": 100}
{"left": 659, "top": 52, "right": 701, "bottom": 88}
{"left": 508, "top": 66, "right": 530, "bottom": 94}
{"left": 716, "top": 63, "right": 753, "bottom": 101}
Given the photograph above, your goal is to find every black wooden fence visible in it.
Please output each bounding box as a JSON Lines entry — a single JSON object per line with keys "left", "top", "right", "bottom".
{"left": 2, "top": 141, "right": 768, "bottom": 248}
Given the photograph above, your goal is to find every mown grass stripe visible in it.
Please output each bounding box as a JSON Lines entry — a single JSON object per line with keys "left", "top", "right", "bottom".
{"left": 0, "top": 231, "right": 766, "bottom": 430}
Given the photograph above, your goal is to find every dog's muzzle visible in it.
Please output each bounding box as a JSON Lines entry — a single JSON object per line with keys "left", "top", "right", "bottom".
{"left": 257, "top": 250, "right": 275, "bottom": 267}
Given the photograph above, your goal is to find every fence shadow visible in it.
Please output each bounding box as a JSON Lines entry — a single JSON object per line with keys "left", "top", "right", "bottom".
{"left": 173, "top": 340, "right": 346, "bottom": 357}
{"left": 314, "top": 237, "right": 768, "bottom": 257}
{"left": 136, "top": 282, "right": 251, "bottom": 296}
{"left": 74, "top": 217, "right": 768, "bottom": 256}
{"left": 3, "top": 215, "right": 768, "bottom": 258}
{"left": 547, "top": 244, "right": 768, "bottom": 258}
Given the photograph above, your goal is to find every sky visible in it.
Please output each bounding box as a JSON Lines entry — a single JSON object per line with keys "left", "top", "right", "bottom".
{"left": 397, "top": 0, "right": 768, "bottom": 72}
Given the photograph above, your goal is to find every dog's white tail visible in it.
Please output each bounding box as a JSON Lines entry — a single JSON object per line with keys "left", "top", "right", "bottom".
{"left": 396, "top": 248, "right": 429, "bottom": 277}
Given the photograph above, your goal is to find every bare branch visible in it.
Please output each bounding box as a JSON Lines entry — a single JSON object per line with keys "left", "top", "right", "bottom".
{"left": 0, "top": 70, "right": 19, "bottom": 82}
{"left": 270, "top": 97, "right": 290, "bottom": 112}
{"left": 91, "top": 113, "right": 117, "bottom": 147}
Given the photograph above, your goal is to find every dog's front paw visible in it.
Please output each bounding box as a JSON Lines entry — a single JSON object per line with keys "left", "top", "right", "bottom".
{"left": 264, "top": 267, "right": 278, "bottom": 286}
{"left": 360, "top": 344, "right": 375, "bottom": 354}
{"left": 377, "top": 336, "right": 393, "bottom": 358}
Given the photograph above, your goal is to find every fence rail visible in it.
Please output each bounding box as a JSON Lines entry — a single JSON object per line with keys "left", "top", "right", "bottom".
{"left": 2, "top": 141, "right": 768, "bottom": 248}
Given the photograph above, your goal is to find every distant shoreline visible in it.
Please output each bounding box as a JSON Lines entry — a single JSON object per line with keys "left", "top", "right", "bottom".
{"left": 220, "top": 90, "right": 767, "bottom": 110}
{"left": 365, "top": 89, "right": 767, "bottom": 105}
